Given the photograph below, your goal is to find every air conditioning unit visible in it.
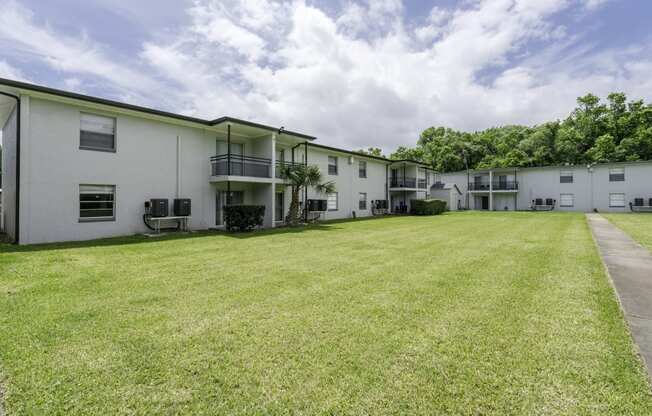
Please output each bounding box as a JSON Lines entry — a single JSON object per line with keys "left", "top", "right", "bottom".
{"left": 307, "top": 199, "right": 327, "bottom": 212}
{"left": 173, "top": 198, "right": 191, "bottom": 216}
{"left": 149, "top": 199, "right": 169, "bottom": 217}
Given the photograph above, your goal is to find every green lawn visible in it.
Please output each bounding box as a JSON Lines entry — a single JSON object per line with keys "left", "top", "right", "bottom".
{"left": 1, "top": 212, "right": 651, "bottom": 414}
{"left": 604, "top": 213, "right": 652, "bottom": 251}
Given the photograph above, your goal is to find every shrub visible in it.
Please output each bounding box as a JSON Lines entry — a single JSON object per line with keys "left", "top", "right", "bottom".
{"left": 410, "top": 199, "right": 447, "bottom": 215}
{"left": 223, "top": 205, "right": 265, "bottom": 231}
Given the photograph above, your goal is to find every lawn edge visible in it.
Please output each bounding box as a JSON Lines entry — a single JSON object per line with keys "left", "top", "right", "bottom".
{"left": 585, "top": 213, "right": 652, "bottom": 389}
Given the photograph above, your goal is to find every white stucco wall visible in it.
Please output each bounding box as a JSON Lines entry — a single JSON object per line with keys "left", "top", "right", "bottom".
{"left": 19, "top": 97, "right": 218, "bottom": 244}
{"left": 304, "top": 147, "right": 388, "bottom": 220}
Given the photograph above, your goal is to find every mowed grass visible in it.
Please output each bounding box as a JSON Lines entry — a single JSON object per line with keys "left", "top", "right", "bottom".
{"left": 1, "top": 212, "right": 651, "bottom": 415}
{"left": 604, "top": 213, "right": 652, "bottom": 252}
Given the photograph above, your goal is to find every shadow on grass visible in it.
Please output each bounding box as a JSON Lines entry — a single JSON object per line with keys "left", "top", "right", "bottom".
{"left": 0, "top": 215, "right": 431, "bottom": 253}
{"left": 0, "top": 222, "right": 344, "bottom": 253}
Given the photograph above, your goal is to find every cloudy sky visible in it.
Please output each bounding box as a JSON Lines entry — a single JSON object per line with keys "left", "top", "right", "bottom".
{"left": 0, "top": 0, "right": 650, "bottom": 151}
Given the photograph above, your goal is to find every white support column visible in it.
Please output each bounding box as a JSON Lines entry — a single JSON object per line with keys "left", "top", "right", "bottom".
{"left": 489, "top": 170, "right": 494, "bottom": 211}
{"left": 270, "top": 134, "right": 276, "bottom": 228}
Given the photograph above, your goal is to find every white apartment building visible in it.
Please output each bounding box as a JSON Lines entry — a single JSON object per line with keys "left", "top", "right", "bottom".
{"left": 439, "top": 161, "right": 652, "bottom": 212}
{"left": 0, "top": 79, "right": 435, "bottom": 244}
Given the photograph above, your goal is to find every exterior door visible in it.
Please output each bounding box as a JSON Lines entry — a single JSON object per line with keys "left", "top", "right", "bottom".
{"left": 275, "top": 192, "right": 284, "bottom": 222}
{"left": 216, "top": 140, "right": 244, "bottom": 175}
{"left": 498, "top": 175, "right": 507, "bottom": 190}
{"left": 474, "top": 175, "right": 482, "bottom": 190}
{"left": 481, "top": 196, "right": 489, "bottom": 210}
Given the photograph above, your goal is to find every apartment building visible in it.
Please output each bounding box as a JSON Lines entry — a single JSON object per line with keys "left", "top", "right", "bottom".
{"left": 0, "top": 79, "right": 434, "bottom": 244}
{"left": 439, "top": 161, "right": 652, "bottom": 212}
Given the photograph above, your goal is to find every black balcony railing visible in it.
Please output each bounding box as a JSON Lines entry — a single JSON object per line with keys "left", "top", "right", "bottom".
{"left": 210, "top": 154, "right": 271, "bottom": 178}
{"left": 390, "top": 177, "right": 417, "bottom": 188}
{"left": 468, "top": 181, "right": 519, "bottom": 191}
{"left": 275, "top": 160, "right": 302, "bottom": 179}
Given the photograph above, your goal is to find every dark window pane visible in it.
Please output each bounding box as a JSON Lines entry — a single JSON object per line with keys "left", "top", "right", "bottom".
{"left": 80, "top": 193, "right": 114, "bottom": 202}
{"left": 80, "top": 209, "right": 114, "bottom": 218}
{"left": 81, "top": 130, "right": 115, "bottom": 150}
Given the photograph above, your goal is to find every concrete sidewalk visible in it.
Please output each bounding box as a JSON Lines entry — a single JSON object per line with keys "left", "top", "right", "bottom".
{"left": 587, "top": 213, "right": 652, "bottom": 380}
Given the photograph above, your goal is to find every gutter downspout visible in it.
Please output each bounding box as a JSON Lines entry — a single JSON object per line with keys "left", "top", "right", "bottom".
{"left": 0, "top": 91, "right": 20, "bottom": 244}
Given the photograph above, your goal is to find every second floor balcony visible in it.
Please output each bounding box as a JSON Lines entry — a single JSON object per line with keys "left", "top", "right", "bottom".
{"left": 391, "top": 177, "right": 417, "bottom": 188}
{"left": 469, "top": 181, "right": 519, "bottom": 191}
{"left": 210, "top": 154, "right": 272, "bottom": 179}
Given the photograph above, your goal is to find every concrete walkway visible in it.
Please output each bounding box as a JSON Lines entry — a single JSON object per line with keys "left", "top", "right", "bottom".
{"left": 587, "top": 213, "right": 652, "bottom": 380}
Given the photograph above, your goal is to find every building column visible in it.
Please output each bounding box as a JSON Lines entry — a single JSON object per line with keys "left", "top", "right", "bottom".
{"left": 270, "top": 133, "right": 276, "bottom": 228}
{"left": 489, "top": 170, "right": 494, "bottom": 211}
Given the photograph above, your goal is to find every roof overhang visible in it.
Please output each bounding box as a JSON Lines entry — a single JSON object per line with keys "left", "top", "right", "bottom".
{"left": 0, "top": 78, "right": 316, "bottom": 142}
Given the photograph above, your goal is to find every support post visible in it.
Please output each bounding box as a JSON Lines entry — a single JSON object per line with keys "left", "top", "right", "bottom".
{"left": 227, "top": 124, "right": 231, "bottom": 176}
{"left": 514, "top": 168, "right": 517, "bottom": 211}
{"left": 489, "top": 170, "right": 494, "bottom": 211}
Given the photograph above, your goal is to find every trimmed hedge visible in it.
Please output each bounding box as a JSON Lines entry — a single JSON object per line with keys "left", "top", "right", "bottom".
{"left": 410, "top": 199, "right": 447, "bottom": 215}
{"left": 224, "top": 205, "right": 265, "bottom": 231}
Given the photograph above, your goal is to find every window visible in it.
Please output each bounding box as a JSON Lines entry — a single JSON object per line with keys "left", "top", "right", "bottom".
{"left": 359, "top": 193, "right": 367, "bottom": 210}
{"left": 560, "top": 193, "right": 574, "bottom": 207}
{"left": 328, "top": 156, "right": 338, "bottom": 175}
{"left": 80, "top": 185, "right": 115, "bottom": 221}
{"left": 609, "top": 193, "right": 625, "bottom": 208}
{"left": 560, "top": 170, "right": 573, "bottom": 183}
{"left": 80, "top": 113, "right": 116, "bottom": 151}
{"left": 609, "top": 167, "right": 625, "bottom": 182}
{"left": 327, "top": 192, "right": 338, "bottom": 210}
{"left": 359, "top": 161, "right": 367, "bottom": 178}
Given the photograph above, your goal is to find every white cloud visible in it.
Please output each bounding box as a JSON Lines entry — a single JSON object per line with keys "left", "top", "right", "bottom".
{"left": 0, "top": 60, "right": 28, "bottom": 81}
{"left": 0, "top": 0, "right": 648, "bottom": 153}
{"left": 0, "top": 0, "right": 163, "bottom": 102}
{"left": 583, "top": 0, "right": 610, "bottom": 10}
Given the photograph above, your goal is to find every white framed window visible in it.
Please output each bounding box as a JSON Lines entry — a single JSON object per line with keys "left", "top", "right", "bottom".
{"left": 328, "top": 156, "right": 338, "bottom": 175}
{"left": 359, "top": 161, "right": 367, "bottom": 178}
{"left": 560, "top": 170, "right": 573, "bottom": 183}
{"left": 609, "top": 167, "right": 625, "bottom": 182}
{"left": 80, "top": 113, "right": 116, "bottom": 152}
{"left": 359, "top": 193, "right": 367, "bottom": 210}
{"left": 560, "top": 193, "right": 574, "bottom": 207}
{"left": 609, "top": 193, "right": 625, "bottom": 208}
{"left": 327, "top": 192, "right": 338, "bottom": 210}
{"left": 79, "top": 184, "right": 115, "bottom": 221}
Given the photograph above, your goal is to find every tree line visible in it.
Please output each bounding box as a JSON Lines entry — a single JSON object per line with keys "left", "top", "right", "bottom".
{"left": 380, "top": 93, "right": 652, "bottom": 172}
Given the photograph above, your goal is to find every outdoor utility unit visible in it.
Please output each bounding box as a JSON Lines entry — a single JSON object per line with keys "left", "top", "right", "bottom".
{"left": 307, "top": 199, "right": 328, "bottom": 211}
{"left": 149, "top": 199, "right": 169, "bottom": 217}
{"left": 173, "top": 198, "right": 191, "bottom": 216}
{"left": 374, "top": 200, "right": 388, "bottom": 209}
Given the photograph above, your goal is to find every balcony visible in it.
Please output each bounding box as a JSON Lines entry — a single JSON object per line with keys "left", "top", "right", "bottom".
{"left": 210, "top": 154, "right": 271, "bottom": 178}
{"left": 390, "top": 177, "right": 417, "bottom": 188}
{"left": 418, "top": 178, "right": 427, "bottom": 189}
{"left": 468, "top": 181, "right": 519, "bottom": 191}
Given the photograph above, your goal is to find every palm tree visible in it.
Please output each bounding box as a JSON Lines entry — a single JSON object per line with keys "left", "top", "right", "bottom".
{"left": 278, "top": 163, "right": 335, "bottom": 225}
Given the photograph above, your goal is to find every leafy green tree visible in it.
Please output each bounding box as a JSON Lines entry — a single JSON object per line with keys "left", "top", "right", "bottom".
{"left": 587, "top": 134, "right": 617, "bottom": 163}
{"left": 398, "top": 92, "right": 652, "bottom": 172}
{"left": 355, "top": 147, "right": 385, "bottom": 157}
